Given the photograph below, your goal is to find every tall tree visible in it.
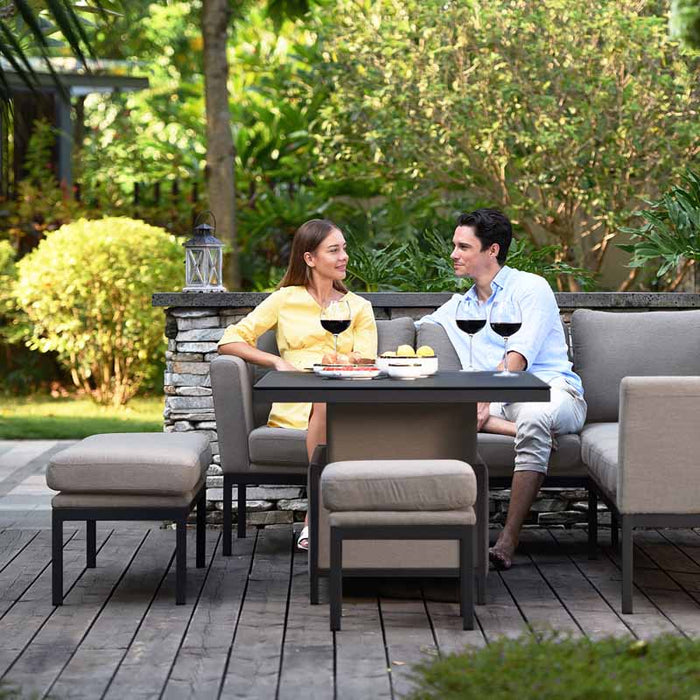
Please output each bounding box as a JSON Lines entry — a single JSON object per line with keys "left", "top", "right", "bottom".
{"left": 202, "top": 0, "right": 239, "bottom": 290}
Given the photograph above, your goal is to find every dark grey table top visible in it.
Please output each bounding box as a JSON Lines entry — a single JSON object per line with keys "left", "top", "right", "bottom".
{"left": 253, "top": 370, "right": 551, "bottom": 404}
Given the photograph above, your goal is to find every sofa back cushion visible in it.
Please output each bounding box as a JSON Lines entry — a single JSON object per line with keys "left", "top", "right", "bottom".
{"left": 252, "top": 317, "right": 417, "bottom": 427}
{"left": 572, "top": 309, "right": 700, "bottom": 423}
{"left": 415, "top": 322, "right": 462, "bottom": 370}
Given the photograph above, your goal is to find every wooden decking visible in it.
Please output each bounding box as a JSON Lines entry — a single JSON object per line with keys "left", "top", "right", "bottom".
{"left": 1, "top": 440, "right": 700, "bottom": 699}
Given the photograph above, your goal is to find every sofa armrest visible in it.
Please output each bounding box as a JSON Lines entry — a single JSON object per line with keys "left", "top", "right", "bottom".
{"left": 619, "top": 376, "right": 700, "bottom": 514}
{"left": 210, "top": 355, "right": 254, "bottom": 474}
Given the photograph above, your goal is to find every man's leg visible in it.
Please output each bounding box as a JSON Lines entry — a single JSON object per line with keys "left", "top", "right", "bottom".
{"left": 490, "top": 387, "right": 586, "bottom": 570}
{"left": 490, "top": 470, "right": 544, "bottom": 569}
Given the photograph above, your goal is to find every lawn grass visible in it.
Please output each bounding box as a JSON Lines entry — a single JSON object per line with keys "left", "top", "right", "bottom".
{"left": 0, "top": 394, "right": 164, "bottom": 439}
{"left": 408, "top": 633, "right": 700, "bottom": 699}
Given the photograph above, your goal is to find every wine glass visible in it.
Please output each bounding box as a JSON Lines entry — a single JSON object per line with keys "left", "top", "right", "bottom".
{"left": 455, "top": 299, "right": 487, "bottom": 371}
{"left": 320, "top": 299, "right": 352, "bottom": 359}
{"left": 489, "top": 299, "right": 522, "bottom": 377}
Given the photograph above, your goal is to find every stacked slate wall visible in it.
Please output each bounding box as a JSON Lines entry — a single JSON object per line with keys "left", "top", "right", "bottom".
{"left": 157, "top": 292, "right": 700, "bottom": 529}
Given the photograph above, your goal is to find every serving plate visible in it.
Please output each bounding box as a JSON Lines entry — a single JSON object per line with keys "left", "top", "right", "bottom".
{"left": 313, "top": 364, "right": 381, "bottom": 380}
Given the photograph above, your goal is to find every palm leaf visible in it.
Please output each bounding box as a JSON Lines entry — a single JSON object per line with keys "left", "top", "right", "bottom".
{"left": 44, "top": 0, "right": 88, "bottom": 65}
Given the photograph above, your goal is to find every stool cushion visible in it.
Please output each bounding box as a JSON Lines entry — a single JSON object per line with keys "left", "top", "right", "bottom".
{"left": 322, "top": 459, "right": 475, "bottom": 512}
{"left": 47, "top": 433, "right": 211, "bottom": 496}
{"left": 329, "top": 508, "right": 476, "bottom": 527}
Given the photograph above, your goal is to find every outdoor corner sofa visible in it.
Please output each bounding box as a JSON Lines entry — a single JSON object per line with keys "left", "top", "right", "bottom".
{"left": 573, "top": 308, "right": 700, "bottom": 613}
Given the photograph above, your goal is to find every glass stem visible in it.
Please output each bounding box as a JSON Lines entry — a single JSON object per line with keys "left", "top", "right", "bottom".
{"left": 469, "top": 335, "right": 473, "bottom": 370}
{"left": 503, "top": 337, "right": 508, "bottom": 373}
{"left": 334, "top": 334, "right": 338, "bottom": 356}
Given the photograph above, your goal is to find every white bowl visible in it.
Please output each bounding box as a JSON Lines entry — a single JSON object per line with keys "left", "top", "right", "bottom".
{"left": 386, "top": 362, "right": 428, "bottom": 380}
{"left": 378, "top": 355, "right": 438, "bottom": 376}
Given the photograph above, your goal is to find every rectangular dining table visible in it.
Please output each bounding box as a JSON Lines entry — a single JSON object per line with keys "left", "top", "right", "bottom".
{"left": 254, "top": 370, "right": 551, "bottom": 603}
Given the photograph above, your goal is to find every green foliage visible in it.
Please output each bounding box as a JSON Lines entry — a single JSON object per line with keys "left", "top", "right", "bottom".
{"left": 408, "top": 633, "right": 700, "bottom": 700}
{"left": 12, "top": 217, "right": 184, "bottom": 405}
{"left": 671, "top": 0, "right": 700, "bottom": 48}
{"left": 313, "top": 0, "right": 700, "bottom": 290}
{"left": 618, "top": 169, "right": 700, "bottom": 289}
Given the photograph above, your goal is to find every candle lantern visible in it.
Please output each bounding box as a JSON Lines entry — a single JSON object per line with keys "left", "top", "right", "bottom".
{"left": 183, "top": 212, "right": 226, "bottom": 292}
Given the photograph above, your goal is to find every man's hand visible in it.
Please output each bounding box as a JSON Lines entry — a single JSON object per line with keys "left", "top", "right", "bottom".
{"left": 274, "top": 358, "right": 297, "bottom": 372}
{"left": 476, "top": 402, "right": 491, "bottom": 431}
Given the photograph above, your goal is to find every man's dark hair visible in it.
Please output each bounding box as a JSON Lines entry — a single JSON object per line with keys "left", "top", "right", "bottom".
{"left": 457, "top": 209, "right": 512, "bottom": 265}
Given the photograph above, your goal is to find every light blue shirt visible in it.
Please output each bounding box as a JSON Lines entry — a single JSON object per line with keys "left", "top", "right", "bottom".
{"left": 417, "top": 266, "right": 583, "bottom": 395}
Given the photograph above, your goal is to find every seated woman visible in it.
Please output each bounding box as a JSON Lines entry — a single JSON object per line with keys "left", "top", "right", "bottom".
{"left": 217, "top": 219, "right": 378, "bottom": 550}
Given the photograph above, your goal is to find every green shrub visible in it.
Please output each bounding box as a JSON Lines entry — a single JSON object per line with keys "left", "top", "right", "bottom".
{"left": 408, "top": 633, "right": 700, "bottom": 700}
{"left": 13, "top": 217, "right": 184, "bottom": 405}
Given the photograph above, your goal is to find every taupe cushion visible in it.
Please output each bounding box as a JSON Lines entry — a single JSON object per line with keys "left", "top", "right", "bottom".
{"left": 329, "top": 509, "right": 476, "bottom": 527}
{"left": 47, "top": 433, "right": 211, "bottom": 496}
{"left": 477, "top": 433, "right": 584, "bottom": 478}
{"left": 572, "top": 309, "right": 700, "bottom": 423}
{"left": 322, "top": 459, "right": 476, "bottom": 512}
{"left": 580, "top": 422, "right": 618, "bottom": 499}
{"left": 416, "top": 322, "right": 462, "bottom": 370}
{"left": 377, "top": 317, "right": 416, "bottom": 355}
{"left": 248, "top": 426, "right": 308, "bottom": 467}
{"left": 52, "top": 479, "right": 205, "bottom": 509}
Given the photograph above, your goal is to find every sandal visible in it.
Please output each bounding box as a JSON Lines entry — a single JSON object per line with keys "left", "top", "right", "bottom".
{"left": 297, "top": 525, "right": 309, "bottom": 551}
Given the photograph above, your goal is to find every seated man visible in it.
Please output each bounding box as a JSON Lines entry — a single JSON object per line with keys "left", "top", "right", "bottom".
{"left": 417, "top": 208, "right": 587, "bottom": 570}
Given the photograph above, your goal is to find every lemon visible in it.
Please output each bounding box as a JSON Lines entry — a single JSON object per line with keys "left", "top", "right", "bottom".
{"left": 396, "top": 345, "right": 416, "bottom": 357}
{"left": 416, "top": 345, "right": 435, "bottom": 357}
{"left": 381, "top": 350, "right": 397, "bottom": 357}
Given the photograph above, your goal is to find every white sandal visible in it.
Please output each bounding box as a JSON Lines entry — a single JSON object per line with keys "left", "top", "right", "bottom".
{"left": 297, "top": 525, "right": 309, "bottom": 551}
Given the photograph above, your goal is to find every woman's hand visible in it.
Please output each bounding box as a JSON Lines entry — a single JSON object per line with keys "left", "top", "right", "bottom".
{"left": 273, "top": 358, "right": 298, "bottom": 372}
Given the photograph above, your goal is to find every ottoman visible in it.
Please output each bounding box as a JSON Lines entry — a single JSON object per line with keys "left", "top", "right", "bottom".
{"left": 320, "top": 459, "right": 477, "bottom": 631}
{"left": 47, "top": 432, "right": 211, "bottom": 606}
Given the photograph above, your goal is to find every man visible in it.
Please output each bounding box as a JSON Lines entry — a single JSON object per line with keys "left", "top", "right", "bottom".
{"left": 418, "top": 209, "right": 587, "bottom": 570}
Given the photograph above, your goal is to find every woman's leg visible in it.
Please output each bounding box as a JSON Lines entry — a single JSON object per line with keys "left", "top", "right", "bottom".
{"left": 299, "top": 403, "right": 327, "bottom": 550}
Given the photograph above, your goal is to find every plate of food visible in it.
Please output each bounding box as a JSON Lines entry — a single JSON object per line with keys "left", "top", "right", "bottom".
{"left": 314, "top": 364, "right": 381, "bottom": 380}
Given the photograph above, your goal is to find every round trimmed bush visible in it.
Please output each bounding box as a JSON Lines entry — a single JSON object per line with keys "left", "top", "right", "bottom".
{"left": 14, "top": 217, "right": 184, "bottom": 405}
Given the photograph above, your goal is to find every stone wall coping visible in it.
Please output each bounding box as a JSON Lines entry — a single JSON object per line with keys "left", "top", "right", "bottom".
{"left": 154, "top": 291, "right": 700, "bottom": 309}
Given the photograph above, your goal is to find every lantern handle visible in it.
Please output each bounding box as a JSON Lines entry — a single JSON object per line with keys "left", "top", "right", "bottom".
{"left": 193, "top": 210, "right": 216, "bottom": 232}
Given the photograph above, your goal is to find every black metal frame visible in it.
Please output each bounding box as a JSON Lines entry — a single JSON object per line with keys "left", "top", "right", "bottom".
{"left": 222, "top": 472, "right": 306, "bottom": 554}
{"left": 587, "top": 474, "right": 700, "bottom": 614}
{"left": 52, "top": 484, "right": 207, "bottom": 606}
{"left": 329, "top": 523, "right": 475, "bottom": 631}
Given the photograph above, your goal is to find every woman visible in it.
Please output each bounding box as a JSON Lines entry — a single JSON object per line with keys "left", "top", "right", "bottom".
{"left": 217, "top": 219, "right": 378, "bottom": 550}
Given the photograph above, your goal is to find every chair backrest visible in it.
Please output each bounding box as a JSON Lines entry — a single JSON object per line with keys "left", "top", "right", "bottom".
{"left": 572, "top": 309, "right": 700, "bottom": 423}
{"left": 415, "top": 323, "right": 462, "bottom": 370}
{"left": 251, "top": 317, "right": 417, "bottom": 427}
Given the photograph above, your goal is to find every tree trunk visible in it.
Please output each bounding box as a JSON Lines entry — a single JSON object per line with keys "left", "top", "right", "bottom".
{"left": 202, "top": 0, "right": 241, "bottom": 290}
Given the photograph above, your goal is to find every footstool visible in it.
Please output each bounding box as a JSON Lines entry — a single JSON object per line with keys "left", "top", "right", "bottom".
{"left": 47, "top": 432, "right": 211, "bottom": 606}
{"left": 320, "top": 459, "right": 477, "bottom": 631}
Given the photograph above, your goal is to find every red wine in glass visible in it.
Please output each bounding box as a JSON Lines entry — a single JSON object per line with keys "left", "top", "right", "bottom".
{"left": 490, "top": 322, "right": 522, "bottom": 338}
{"left": 320, "top": 319, "right": 351, "bottom": 335}
{"left": 456, "top": 319, "right": 487, "bottom": 335}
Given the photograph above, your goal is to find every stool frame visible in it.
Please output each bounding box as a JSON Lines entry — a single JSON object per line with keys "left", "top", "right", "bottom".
{"left": 52, "top": 483, "right": 207, "bottom": 606}
{"left": 329, "top": 523, "right": 475, "bottom": 631}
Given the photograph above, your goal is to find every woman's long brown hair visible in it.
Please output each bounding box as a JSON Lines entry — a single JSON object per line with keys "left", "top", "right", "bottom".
{"left": 278, "top": 219, "right": 348, "bottom": 293}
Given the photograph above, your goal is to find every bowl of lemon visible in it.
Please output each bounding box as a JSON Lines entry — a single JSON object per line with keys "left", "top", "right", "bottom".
{"left": 377, "top": 345, "right": 437, "bottom": 377}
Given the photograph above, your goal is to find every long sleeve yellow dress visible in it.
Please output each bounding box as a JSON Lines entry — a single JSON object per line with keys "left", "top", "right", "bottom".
{"left": 217, "top": 285, "right": 378, "bottom": 430}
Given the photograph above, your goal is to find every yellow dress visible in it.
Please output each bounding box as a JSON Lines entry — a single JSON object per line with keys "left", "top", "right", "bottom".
{"left": 217, "top": 286, "right": 378, "bottom": 430}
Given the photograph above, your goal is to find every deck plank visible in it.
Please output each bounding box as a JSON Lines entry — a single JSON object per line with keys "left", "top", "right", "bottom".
{"left": 219, "top": 525, "right": 293, "bottom": 699}
{"left": 161, "top": 532, "right": 254, "bottom": 700}
{"left": 1, "top": 528, "right": 143, "bottom": 697}
{"left": 103, "top": 528, "right": 219, "bottom": 700}
{"left": 49, "top": 527, "right": 194, "bottom": 700}
{"left": 380, "top": 582, "right": 437, "bottom": 699}
{"left": 276, "top": 547, "right": 334, "bottom": 700}
{"left": 550, "top": 528, "right": 682, "bottom": 639}
{"left": 525, "top": 528, "right": 632, "bottom": 640}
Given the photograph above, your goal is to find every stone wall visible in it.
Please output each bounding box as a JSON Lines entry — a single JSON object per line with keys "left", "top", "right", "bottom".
{"left": 156, "top": 292, "right": 700, "bottom": 529}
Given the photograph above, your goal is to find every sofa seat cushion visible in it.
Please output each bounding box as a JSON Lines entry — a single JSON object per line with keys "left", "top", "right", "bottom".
{"left": 47, "top": 433, "right": 211, "bottom": 496}
{"left": 322, "top": 459, "right": 476, "bottom": 512}
{"left": 581, "top": 422, "right": 619, "bottom": 498}
{"left": 477, "top": 433, "right": 584, "bottom": 478}
{"left": 248, "top": 426, "right": 308, "bottom": 467}
{"left": 329, "top": 509, "right": 476, "bottom": 528}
